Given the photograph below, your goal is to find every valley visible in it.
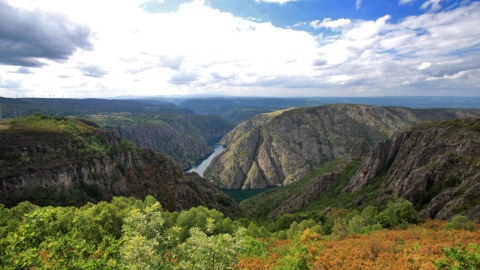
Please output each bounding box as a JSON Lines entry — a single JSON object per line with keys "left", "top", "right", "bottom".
{"left": 186, "top": 143, "right": 224, "bottom": 177}
{"left": 1, "top": 96, "right": 480, "bottom": 269}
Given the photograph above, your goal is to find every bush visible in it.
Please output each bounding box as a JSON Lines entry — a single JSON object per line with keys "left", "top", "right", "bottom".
{"left": 445, "top": 215, "right": 475, "bottom": 231}
{"left": 435, "top": 243, "right": 480, "bottom": 270}
{"left": 375, "top": 198, "right": 418, "bottom": 229}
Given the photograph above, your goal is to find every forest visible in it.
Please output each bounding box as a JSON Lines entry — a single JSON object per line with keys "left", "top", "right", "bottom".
{"left": 1, "top": 196, "right": 479, "bottom": 269}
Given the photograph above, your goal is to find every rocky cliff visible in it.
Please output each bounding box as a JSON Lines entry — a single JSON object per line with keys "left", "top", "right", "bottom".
{"left": 346, "top": 118, "right": 480, "bottom": 220}
{"left": 113, "top": 115, "right": 235, "bottom": 170}
{"left": 0, "top": 116, "right": 241, "bottom": 217}
{"left": 207, "top": 105, "right": 480, "bottom": 189}
{"left": 240, "top": 118, "right": 480, "bottom": 221}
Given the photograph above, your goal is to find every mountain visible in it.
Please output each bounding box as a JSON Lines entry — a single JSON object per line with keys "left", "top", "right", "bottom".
{"left": 0, "top": 115, "right": 241, "bottom": 217}
{"left": 112, "top": 114, "right": 235, "bottom": 170}
{"left": 206, "top": 105, "right": 480, "bottom": 189}
{"left": 0, "top": 97, "right": 236, "bottom": 170}
{"left": 240, "top": 118, "right": 480, "bottom": 221}
{"left": 178, "top": 96, "right": 480, "bottom": 124}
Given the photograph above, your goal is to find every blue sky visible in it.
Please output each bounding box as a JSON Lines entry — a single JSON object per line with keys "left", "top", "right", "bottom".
{"left": 1, "top": 0, "right": 479, "bottom": 98}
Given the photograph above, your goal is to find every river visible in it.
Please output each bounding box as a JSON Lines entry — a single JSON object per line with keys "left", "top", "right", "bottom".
{"left": 186, "top": 143, "right": 276, "bottom": 202}
{"left": 186, "top": 144, "right": 224, "bottom": 177}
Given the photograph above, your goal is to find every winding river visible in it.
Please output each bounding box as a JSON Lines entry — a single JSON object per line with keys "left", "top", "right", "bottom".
{"left": 186, "top": 144, "right": 224, "bottom": 177}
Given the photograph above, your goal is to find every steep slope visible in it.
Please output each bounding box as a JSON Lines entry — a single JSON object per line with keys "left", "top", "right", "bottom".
{"left": 0, "top": 115, "right": 241, "bottom": 217}
{"left": 113, "top": 114, "right": 234, "bottom": 170}
{"left": 347, "top": 118, "right": 480, "bottom": 220}
{"left": 241, "top": 118, "right": 480, "bottom": 221}
{"left": 207, "top": 105, "right": 480, "bottom": 189}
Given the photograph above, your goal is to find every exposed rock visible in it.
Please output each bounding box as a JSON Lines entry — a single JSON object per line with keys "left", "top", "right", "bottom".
{"left": 347, "top": 118, "right": 480, "bottom": 220}
{"left": 0, "top": 117, "right": 241, "bottom": 218}
{"left": 208, "top": 104, "right": 480, "bottom": 189}
{"left": 113, "top": 115, "right": 234, "bottom": 170}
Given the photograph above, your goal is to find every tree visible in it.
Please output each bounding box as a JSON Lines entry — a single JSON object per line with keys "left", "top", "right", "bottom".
{"left": 375, "top": 198, "right": 418, "bottom": 228}
{"left": 331, "top": 218, "right": 349, "bottom": 240}
{"left": 176, "top": 220, "right": 246, "bottom": 270}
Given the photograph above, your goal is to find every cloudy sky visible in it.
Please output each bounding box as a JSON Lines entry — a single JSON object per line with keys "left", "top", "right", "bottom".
{"left": 1, "top": 0, "right": 479, "bottom": 98}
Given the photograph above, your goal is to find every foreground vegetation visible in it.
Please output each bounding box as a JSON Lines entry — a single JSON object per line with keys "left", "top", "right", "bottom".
{"left": 1, "top": 196, "right": 479, "bottom": 269}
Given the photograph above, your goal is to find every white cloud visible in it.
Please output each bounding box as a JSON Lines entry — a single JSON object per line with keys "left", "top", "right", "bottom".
{"left": 418, "top": 62, "right": 432, "bottom": 70}
{"left": 1, "top": 0, "right": 479, "bottom": 97}
{"left": 421, "top": 0, "right": 442, "bottom": 11}
{"left": 399, "top": 0, "right": 415, "bottom": 4}
{"left": 356, "top": 0, "right": 362, "bottom": 9}
{"left": 311, "top": 18, "right": 352, "bottom": 30}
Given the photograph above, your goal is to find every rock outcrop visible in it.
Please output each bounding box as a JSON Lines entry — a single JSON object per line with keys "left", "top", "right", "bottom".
{"left": 0, "top": 116, "right": 241, "bottom": 217}
{"left": 347, "top": 118, "right": 480, "bottom": 220}
{"left": 207, "top": 105, "right": 480, "bottom": 189}
{"left": 113, "top": 115, "right": 235, "bottom": 170}
{"left": 241, "top": 118, "right": 480, "bottom": 221}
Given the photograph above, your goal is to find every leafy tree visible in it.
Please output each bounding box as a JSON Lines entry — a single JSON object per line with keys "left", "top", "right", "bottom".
{"left": 120, "top": 202, "right": 174, "bottom": 269}
{"left": 375, "top": 198, "right": 418, "bottom": 228}
{"left": 331, "top": 218, "right": 349, "bottom": 240}
{"left": 348, "top": 215, "right": 366, "bottom": 234}
{"left": 176, "top": 220, "right": 246, "bottom": 270}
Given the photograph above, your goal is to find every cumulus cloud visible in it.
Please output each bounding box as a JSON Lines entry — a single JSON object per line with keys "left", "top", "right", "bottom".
{"left": 1, "top": 0, "right": 480, "bottom": 97}
{"left": 0, "top": 0, "right": 92, "bottom": 67}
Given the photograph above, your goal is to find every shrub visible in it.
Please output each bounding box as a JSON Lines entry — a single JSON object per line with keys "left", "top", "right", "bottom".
{"left": 435, "top": 243, "right": 480, "bottom": 270}
{"left": 445, "top": 215, "right": 475, "bottom": 231}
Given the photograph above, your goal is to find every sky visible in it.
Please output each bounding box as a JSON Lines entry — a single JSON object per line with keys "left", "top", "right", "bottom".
{"left": 0, "top": 0, "right": 479, "bottom": 98}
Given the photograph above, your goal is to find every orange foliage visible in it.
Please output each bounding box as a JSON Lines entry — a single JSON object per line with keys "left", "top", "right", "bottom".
{"left": 236, "top": 220, "right": 480, "bottom": 270}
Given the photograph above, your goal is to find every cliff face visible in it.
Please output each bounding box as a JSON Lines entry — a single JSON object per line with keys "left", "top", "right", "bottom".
{"left": 241, "top": 118, "right": 480, "bottom": 221}
{"left": 207, "top": 104, "right": 480, "bottom": 189}
{"left": 347, "top": 118, "right": 480, "bottom": 220}
{"left": 0, "top": 116, "right": 241, "bottom": 217}
{"left": 113, "top": 115, "right": 234, "bottom": 170}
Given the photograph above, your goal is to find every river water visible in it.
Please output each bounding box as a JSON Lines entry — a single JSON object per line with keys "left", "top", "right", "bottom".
{"left": 186, "top": 144, "right": 224, "bottom": 177}
{"left": 186, "top": 143, "right": 276, "bottom": 202}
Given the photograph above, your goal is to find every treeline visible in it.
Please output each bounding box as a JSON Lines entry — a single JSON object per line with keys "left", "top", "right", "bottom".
{"left": 1, "top": 196, "right": 478, "bottom": 269}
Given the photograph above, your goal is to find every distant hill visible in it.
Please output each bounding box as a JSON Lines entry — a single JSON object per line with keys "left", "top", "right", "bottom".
{"left": 0, "top": 97, "right": 235, "bottom": 169}
{"left": 240, "top": 118, "right": 480, "bottom": 221}
{"left": 0, "top": 97, "right": 194, "bottom": 117}
{"left": 112, "top": 114, "right": 235, "bottom": 169}
{"left": 0, "top": 115, "right": 241, "bottom": 217}
{"left": 206, "top": 105, "right": 480, "bottom": 189}
{"left": 179, "top": 96, "right": 480, "bottom": 124}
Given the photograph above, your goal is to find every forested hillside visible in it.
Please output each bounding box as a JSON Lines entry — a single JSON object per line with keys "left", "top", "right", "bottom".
{"left": 0, "top": 97, "right": 236, "bottom": 169}
{"left": 0, "top": 115, "right": 239, "bottom": 216}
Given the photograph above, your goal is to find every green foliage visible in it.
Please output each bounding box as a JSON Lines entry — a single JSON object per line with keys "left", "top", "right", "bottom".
{"left": 176, "top": 226, "right": 246, "bottom": 270}
{"left": 348, "top": 215, "right": 366, "bottom": 234}
{"left": 374, "top": 198, "right": 419, "bottom": 229}
{"left": 445, "top": 215, "right": 476, "bottom": 231}
{"left": 331, "top": 218, "right": 349, "bottom": 240}
{"left": 435, "top": 243, "right": 480, "bottom": 270}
